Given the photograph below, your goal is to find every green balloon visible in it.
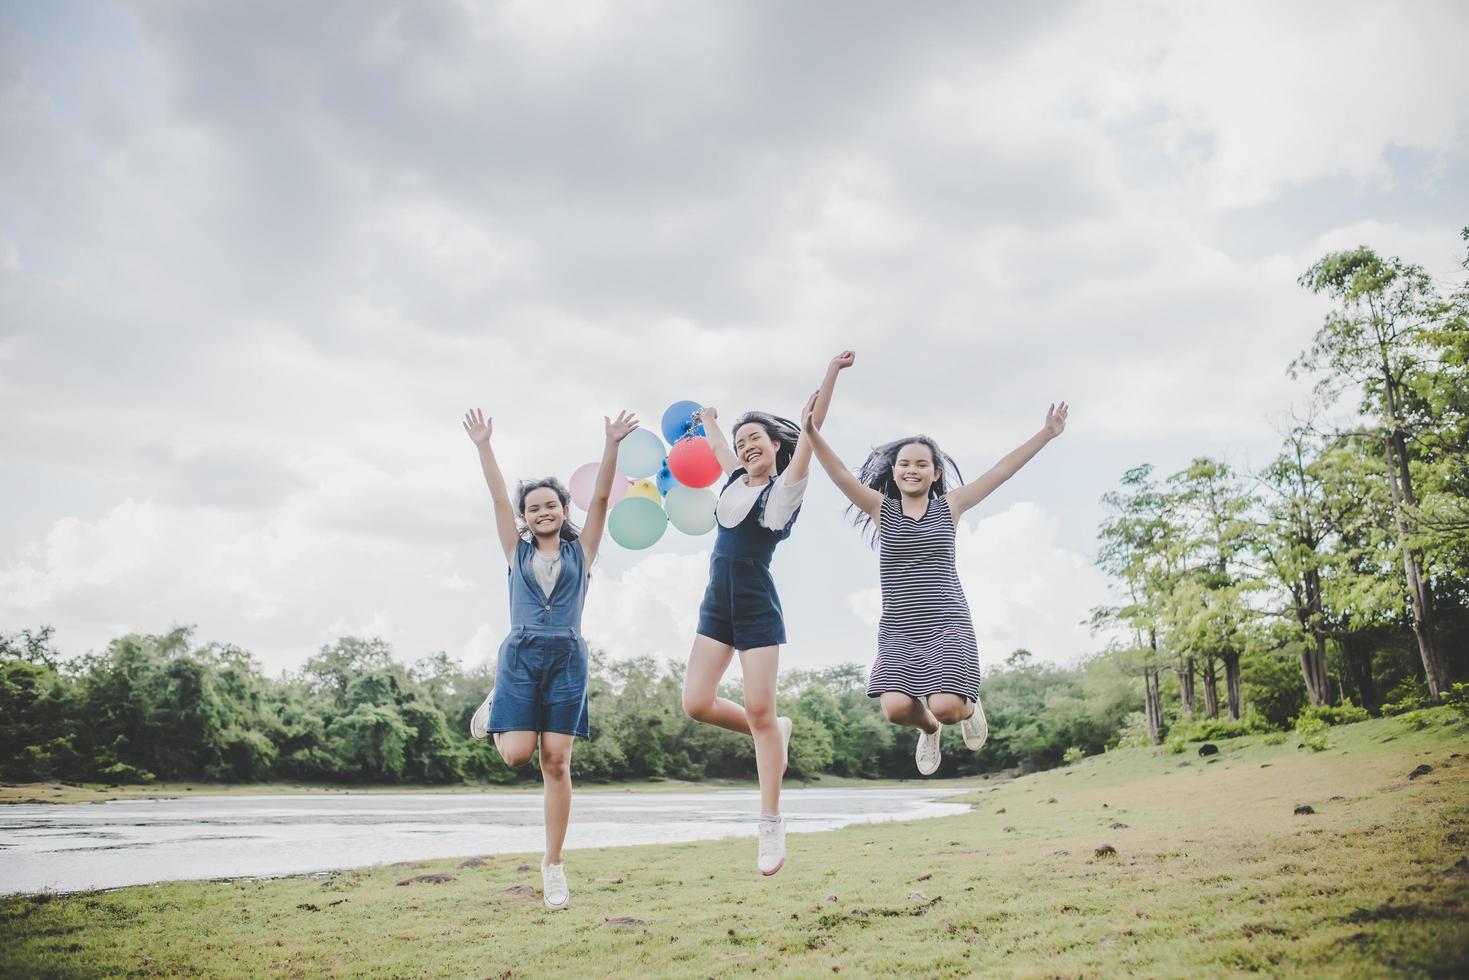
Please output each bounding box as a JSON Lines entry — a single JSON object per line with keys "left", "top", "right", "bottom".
{"left": 608, "top": 496, "right": 668, "bottom": 550}
{"left": 665, "top": 485, "right": 716, "bottom": 535}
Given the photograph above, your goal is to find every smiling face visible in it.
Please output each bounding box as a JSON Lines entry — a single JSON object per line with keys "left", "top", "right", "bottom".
{"left": 892, "top": 441, "right": 941, "bottom": 498}
{"left": 521, "top": 486, "right": 567, "bottom": 540}
{"left": 734, "top": 421, "right": 781, "bottom": 479}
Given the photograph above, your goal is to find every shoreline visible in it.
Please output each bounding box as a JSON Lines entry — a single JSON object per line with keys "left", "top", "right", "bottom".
{"left": 0, "top": 771, "right": 1015, "bottom": 806}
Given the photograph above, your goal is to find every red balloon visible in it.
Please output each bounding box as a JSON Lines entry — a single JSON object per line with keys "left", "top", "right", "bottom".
{"left": 667, "top": 436, "right": 722, "bottom": 488}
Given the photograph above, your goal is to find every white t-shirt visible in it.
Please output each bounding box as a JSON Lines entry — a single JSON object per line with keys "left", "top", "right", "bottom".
{"left": 716, "top": 471, "right": 808, "bottom": 530}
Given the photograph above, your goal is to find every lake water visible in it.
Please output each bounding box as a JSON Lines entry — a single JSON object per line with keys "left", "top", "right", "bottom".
{"left": 0, "top": 787, "right": 969, "bottom": 894}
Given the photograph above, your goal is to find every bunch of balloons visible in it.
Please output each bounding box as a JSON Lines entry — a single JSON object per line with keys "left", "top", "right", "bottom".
{"left": 567, "top": 400, "right": 724, "bottom": 550}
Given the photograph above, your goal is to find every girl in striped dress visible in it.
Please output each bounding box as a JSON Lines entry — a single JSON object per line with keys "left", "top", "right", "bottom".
{"left": 802, "top": 401, "right": 1069, "bottom": 775}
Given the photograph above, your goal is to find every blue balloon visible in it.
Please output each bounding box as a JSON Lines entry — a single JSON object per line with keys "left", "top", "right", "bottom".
{"left": 617, "top": 427, "right": 666, "bottom": 478}
{"left": 660, "top": 400, "right": 706, "bottom": 445}
{"left": 656, "top": 462, "right": 680, "bottom": 496}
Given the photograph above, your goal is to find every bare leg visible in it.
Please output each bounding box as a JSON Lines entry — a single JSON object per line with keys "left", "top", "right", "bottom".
{"left": 879, "top": 692, "right": 939, "bottom": 734}
{"left": 927, "top": 694, "right": 973, "bottom": 726}
{"left": 682, "top": 634, "right": 751, "bottom": 735}
{"left": 494, "top": 730, "right": 539, "bottom": 768}
{"left": 538, "top": 732, "right": 575, "bottom": 865}
{"left": 739, "top": 645, "right": 783, "bottom": 817}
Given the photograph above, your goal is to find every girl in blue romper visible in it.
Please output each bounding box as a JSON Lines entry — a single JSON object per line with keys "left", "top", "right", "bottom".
{"left": 462, "top": 406, "right": 639, "bottom": 911}
{"left": 681, "top": 351, "right": 854, "bottom": 877}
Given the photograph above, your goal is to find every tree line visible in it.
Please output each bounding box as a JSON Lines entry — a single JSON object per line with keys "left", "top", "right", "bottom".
{"left": 1094, "top": 234, "right": 1469, "bottom": 741}
{"left": 2, "top": 232, "right": 1465, "bottom": 786}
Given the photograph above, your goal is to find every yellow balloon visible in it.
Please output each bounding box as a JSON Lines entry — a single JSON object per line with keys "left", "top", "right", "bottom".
{"left": 626, "top": 479, "right": 662, "bottom": 503}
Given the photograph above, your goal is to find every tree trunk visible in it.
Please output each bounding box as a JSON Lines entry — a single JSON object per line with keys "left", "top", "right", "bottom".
{"left": 1383, "top": 413, "right": 1446, "bottom": 698}
{"left": 1300, "top": 634, "right": 1330, "bottom": 708}
{"left": 1222, "top": 651, "right": 1242, "bottom": 721}
{"left": 1144, "top": 668, "right": 1162, "bottom": 745}
{"left": 1340, "top": 633, "right": 1378, "bottom": 714}
{"left": 1202, "top": 655, "right": 1220, "bottom": 719}
{"left": 1177, "top": 655, "right": 1196, "bottom": 716}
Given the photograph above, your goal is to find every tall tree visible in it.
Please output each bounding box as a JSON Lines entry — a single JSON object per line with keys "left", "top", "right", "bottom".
{"left": 1295, "top": 247, "right": 1449, "bottom": 697}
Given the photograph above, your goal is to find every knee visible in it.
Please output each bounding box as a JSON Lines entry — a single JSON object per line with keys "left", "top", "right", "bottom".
{"left": 929, "top": 699, "right": 967, "bottom": 725}
{"left": 682, "top": 691, "right": 711, "bottom": 721}
{"left": 539, "top": 750, "right": 571, "bottom": 781}
{"left": 745, "top": 698, "right": 776, "bottom": 729}
{"left": 498, "top": 745, "right": 535, "bottom": 769}
{"left": 881, "top": 700, "right": 910, "bottom": 724}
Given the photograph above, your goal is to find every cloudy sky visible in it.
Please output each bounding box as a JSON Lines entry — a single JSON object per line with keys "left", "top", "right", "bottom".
{"left": 2, "top": 0, "right": 1467, "bottom": 677}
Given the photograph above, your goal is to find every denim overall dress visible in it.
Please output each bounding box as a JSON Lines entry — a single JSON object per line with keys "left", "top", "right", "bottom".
{"left": 695, "top": 469, "right": 801, "bottom": 650}
{"left": 487, "top": 536, "right": 591, "bottom": 738}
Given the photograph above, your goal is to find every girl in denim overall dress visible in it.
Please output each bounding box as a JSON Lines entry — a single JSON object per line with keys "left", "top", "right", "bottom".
{"left": 681, "top": 351, "right": 854, "bottom": 877}
{"left": 462, "top": 407, "right": 638, "bottom": 911}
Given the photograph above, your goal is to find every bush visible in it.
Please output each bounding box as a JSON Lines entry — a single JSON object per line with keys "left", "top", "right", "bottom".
{"left": 1165, "top": 738, "right": 1187, "bottom": 755}
{"left": 1445, "top": 683, "right": 1469, "bottom": 722}
{"left": 1262, "top": 732, "right": 1287, "bottom": 746}
{"left": 1171, "top": 709, "right": 1273, "bottom": 743}
{"left": 1062, "top": 746, "right": 1084, "bottom": 765}
{"left": 1294, "top": 702, "right": 1369, "bottom": 727}
{"left": 1294, "top": 715, "right": 1329, "bottom": 752}
{"left": 1396, "top": 709, "right": 1438, "bottom": 732}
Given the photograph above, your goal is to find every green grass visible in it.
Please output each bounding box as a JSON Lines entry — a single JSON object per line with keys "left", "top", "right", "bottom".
{"left": 3, "top": 713, "right": 1466, "bottom": 978}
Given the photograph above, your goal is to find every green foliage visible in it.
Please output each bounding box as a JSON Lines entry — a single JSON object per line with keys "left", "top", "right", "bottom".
{"left": 1395, "top": 709, "right": 1438, "bottom": 732}
{"left": 1262, "top": 731, "right": 1287, "bottom": 745}
{"left": 1294, "top": 715, "right": 1330, "bottom": 751}
{"left": 1061, "top": 746, "right": 1084, "bottom": 765}
{"left": 1294, "top": 702, "right": 1370, "bottom": 727}
{"left": 1445, "top": 682, "right": 1469, "bottom": 721}
{"left": 1171, "top": 710, "right": 1273, "bottom": 742}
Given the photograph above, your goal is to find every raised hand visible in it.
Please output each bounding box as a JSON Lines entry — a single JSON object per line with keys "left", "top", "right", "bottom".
{"left": 1043, "top": 402, "right": 1069, "bottom": 439}
{"left": 605, "top": 410, "right": 640, "bottom": 443}
{"left": 802, "top": 390, "right": 821, "bottom": 431}
{"left": 697, "top": 405, "right": 719, "bottom": 424}
{"left": 462, "top": 408, "right": 493, "bottom": 446}
{"left": 830, "top": 350, "right": 856, "bottom": 371}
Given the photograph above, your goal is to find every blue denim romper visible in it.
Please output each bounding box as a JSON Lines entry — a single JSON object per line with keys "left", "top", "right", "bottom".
{"left": 695, "top": 469, "right": 801, "bottom": 650}
{"left": 487, "top": 536, "right": 591, "bottom": 738}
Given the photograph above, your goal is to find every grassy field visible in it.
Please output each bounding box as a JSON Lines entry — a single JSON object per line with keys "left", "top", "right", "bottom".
{"left": 2, "top": 712, "right": 1466, "bottom": 978}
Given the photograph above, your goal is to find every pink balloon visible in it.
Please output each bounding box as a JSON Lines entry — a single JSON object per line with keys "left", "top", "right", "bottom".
{"left": 667, "top": 436, "right": 722, "bottom": 488}
{"left": 569, "top": 461, "right": 628, "bottom": 511}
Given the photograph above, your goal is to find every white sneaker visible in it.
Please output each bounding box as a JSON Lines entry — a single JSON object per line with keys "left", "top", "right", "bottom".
{"left": 469, "top": 689, "right": 494, "bottom": 740}
{"left": 541, "top": 861, "right": 570, "bottom": 911}
{"left": 915, "top": 724, "right": 943, "bottom": 776}
{"left": 960, "top": 698, "right": 988, "bottom": 751}
{"left": 757, "top": 818, "right": 786, "bottom": 876}
{"left": 777, "top": 716, "right": 792, "bottom": 773}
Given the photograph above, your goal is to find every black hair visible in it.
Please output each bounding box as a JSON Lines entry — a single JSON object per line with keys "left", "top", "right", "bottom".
{"left": 731, "top": 412, "right": 802, "bottom": 475}
{"left": 515, "top": 478, "right": 581, "bottom": 542}
{"left": 849, "top": 435, "right": 964, "bottom": 544}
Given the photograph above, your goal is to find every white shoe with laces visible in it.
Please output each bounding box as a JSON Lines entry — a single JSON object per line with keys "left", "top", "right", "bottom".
{"left": 777, "top": 716, "right": 792, "bottom": 773}
{"left": 960, "top": 698, "right": 989, "bottom": 751}
{"left": 541, "top": 861, "right": 570, "bottom": 911}
{"left": 469, "top": 689, "right": 494, "bottom": 740}
{"left": 757, "top": 817, "right": 786, "bottom": 876}
{"left": 915, "top": 724, "right": 943, "bottom": 776}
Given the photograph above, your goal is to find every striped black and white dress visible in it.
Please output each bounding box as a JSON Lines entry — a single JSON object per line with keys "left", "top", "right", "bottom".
{"left": 866, "top": 493, "right": 981, "bottom": 701}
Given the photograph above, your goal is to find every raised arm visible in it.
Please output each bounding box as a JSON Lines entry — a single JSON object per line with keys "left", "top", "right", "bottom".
{"left": 580, "top": 410, "right": 638, "bottom": 566}
{"left": 945, "top": 402, "right": 1069, "bottom": 521}
{"left": 696, "top": 406, "right": 741, "bottom": 475}
{"left": 803, "top": 395, "right": 884, "bottom": 522}
{"left": 462, "top": 408, "right": 521, "bottom": 562}
{"left": 784, "top": 350, "right": 855, "bottom": 484}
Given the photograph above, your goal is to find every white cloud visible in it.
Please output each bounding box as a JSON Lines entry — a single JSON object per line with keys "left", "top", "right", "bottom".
{"left": 581, "top": 550, "right": 711, "bottom": 662}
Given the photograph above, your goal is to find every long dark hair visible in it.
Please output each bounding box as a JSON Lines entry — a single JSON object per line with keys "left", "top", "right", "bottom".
{"left": 732, "top": 412, "right": 802, "bottom": 475}
{"left": 515, "top": 477, "right": 581, "bottom": 542}
{"left": 849, "top": 435, "right": 964, "bottom": 544}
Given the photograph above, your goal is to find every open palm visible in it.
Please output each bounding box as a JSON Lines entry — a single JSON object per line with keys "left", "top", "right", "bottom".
{"left": 606, "top": 410, "right": 639, "bottom": 443}
{"left": 462, "top": 408, "right": 493, "bottom": 446}
{"left": 1044, "top": 402, "right": 1069, "bottom": 439}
